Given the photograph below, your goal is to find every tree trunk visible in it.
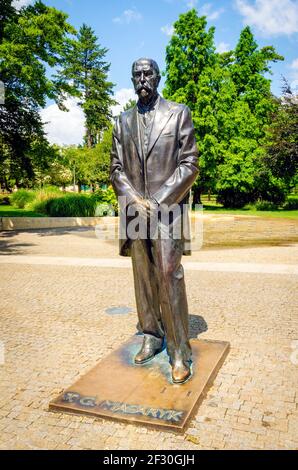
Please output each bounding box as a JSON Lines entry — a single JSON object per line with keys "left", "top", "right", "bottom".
{"left": 86, "top": 131, "right": 92, "bottom": 149}
{"left": 192, "top": 186, "right": 202, "bottom": 209}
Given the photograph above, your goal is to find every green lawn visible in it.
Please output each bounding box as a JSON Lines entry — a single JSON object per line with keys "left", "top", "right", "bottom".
{"left": 1, "top": 201, "right": 297, "bottom": 219}
{"left": 0, "top": 205, "right": 46, "bottom": 217}
{"left": 198, "top": 204, "right": 298, "bottom": 219}
{"left": 194, "top": 196, "right": 298, "bottom": 219}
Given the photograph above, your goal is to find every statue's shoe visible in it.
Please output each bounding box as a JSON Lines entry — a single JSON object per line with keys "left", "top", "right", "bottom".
{"left": 134, "top": 335, "right": 163, "bottom": 364}
{"left": 172, "top": 361, "right": 192, "bottom": 384}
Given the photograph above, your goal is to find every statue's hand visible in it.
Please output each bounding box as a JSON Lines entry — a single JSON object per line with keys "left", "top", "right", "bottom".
{"left": 146, "top": 198, "right": 158, "bottom": 218}
{"left": 130, "top": 197, "right": 158, "bottom": 220}
{"left": 130, "top": 197, "right": 149, "bottom": 220}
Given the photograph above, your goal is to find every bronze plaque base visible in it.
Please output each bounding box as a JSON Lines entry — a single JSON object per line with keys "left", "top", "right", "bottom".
{"left": 49, "top": 336, "right": 230, "bottom": 432}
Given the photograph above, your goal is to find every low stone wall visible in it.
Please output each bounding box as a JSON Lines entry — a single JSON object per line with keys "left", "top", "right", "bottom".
{"left": 1, "top": 214, "right": 297, "bottom": 246}
{"left": 0, "top": 216, "right": 113, "bottom": 231}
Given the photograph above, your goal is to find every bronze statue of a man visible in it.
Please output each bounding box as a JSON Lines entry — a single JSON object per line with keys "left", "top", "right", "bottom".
{"left": 110, "top": 58, "right": 199, "bottom": 383}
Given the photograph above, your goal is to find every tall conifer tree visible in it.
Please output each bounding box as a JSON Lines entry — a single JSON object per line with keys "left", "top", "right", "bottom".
{"left": 59, "top": 24, "right": 115, "bottom": 148}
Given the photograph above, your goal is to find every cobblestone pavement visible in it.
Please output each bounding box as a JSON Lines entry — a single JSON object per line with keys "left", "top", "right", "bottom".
{"left": 0, "top": 226, "right": 297, "bottom": 450}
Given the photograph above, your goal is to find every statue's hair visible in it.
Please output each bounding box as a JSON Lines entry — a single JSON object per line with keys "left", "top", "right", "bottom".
{"left": 132, "top": 58, "right": 160, "bottom": 77}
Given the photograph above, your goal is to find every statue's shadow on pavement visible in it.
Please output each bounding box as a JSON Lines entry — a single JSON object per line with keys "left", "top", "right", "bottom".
{"left": 188, "top": 314, "right": 208, "bottom": 339}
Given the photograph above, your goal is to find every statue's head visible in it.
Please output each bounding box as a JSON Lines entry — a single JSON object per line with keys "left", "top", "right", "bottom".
{"left": 131, "top": 58, "right": 161, "bottom": 103}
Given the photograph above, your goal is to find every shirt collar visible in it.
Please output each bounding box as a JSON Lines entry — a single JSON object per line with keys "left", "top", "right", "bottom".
{"left": 137, "top": 93, "right": 160, "bottom": 114}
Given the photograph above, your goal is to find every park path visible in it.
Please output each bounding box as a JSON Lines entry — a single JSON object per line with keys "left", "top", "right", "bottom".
{"left": 0, "top": 227, "right": 297, "bottom": 450}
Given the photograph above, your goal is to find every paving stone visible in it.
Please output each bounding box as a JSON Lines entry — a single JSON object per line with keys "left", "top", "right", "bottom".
{"left": 0, "top": 228, "right": 297, "bottom": 449}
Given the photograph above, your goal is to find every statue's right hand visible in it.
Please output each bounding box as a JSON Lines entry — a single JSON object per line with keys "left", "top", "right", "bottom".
{"left": 129, "top": 197, "right": 149, "bottom": 219}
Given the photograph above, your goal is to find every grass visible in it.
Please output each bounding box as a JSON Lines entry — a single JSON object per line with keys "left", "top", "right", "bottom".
{"left": 200, "top": 206, "right": 298, "bottom": 219}
{"left": 0, "top": 205, "right": 46, "bottom": 217}
{"left": 1, "top": 194, "right": 297, "bottom": 219}
{"left": 2, "top": 203, "right": 297, "bottom": 219}
{"left": 197, "top": 197, "right": 298, "bottom": 219}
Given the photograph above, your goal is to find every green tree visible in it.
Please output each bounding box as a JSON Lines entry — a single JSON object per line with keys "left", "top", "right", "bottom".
{"left": 216, "top": 26, "right": 284, "bottom": 207}
{"left": 0, "top": 0, "right": 75, "bottom": 188}
{"left": 93, "top": 125, "right": 113, "bottom": 186}
{"left": 264, "top": 79, "right": 298, "bottom": 191}
{"left": 59, "top": 24, "right": 115, "bottom": 148}
{"left": 163, "top": 9, "right": 217, "bottom": 205}
{"left": 163, "top": 11, "right": 284, "bottom": 208}
{"left": 61, "top": 124, "right": 113, "bottom": 192}
{"left": 123, "top": 99, "right": 136, "bottom": 111}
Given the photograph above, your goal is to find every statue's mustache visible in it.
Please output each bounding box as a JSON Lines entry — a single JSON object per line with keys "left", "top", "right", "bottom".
{"left": 136, "top": 84, "right": 151, "bottom": 92}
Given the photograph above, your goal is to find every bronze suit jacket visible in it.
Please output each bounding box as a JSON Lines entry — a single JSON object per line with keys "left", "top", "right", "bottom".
{"left": 110, "top": 96, "right": 199, "bottom": 257}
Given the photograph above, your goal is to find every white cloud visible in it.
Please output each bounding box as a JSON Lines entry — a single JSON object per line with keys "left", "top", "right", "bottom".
{"left": 111, "top": 88, "right": 136, "bottom": 117}
{"left": 41, "top": 90, "right": 138, "bottom": 145}
{"left": 12, "top": 0, "right": 33, "bottom": 9}
{"left": 216, "top": 41, "right": 230, "bottom": 53}
{"left": 235, "top": 0, "right": 298, "bottom": 36}
{"left": 198, "top": 3, "right": 225, "bottom": 20}
{"left": 161, "top": 24, "right": 175, "bottom": 36}
{"left": 40, "top": 98, "right": 85, "bottom": 146}
{"left": 207, "top": 9, "right": 225, "bottom": 20}
{"left": 113, "top": 9, "right": 142, "bottom": 25}
{"left": 186, "top": 0, "right": 198, "bottom": 7}
{"left": 290, "top": 58, "right": 298, "bottom": 69}
{"left": 287, "top": 59, "right": 298, "bottom": 90}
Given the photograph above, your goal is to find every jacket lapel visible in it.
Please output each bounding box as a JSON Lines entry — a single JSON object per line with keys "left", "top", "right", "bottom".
{"left": 124, "top": 106, "right": 142, "bottom": 162}
{"left": 147, "top": 97, "right": 174, "bottom": 158}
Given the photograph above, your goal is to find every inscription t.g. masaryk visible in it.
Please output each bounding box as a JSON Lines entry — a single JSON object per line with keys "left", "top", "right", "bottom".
{"left": 62, "top": 392, "right": 184, "bottom": 423}
{"left": 110, "top": 58, "right": 199, "bottom": 384}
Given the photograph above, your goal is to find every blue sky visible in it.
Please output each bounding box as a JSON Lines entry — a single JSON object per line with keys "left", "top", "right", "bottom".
{"left": 13, "top": 0, "right": 298, "bottom": 145}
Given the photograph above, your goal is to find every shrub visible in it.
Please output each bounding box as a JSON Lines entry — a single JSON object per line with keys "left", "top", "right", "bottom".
{"left": 216, "top": 189, "right": 254, "bottom": 208}
{"left": 92, "top": 186, "right": 118, "bottom": 215}
{"left": 0, "top": 195, "right": 10, "bottom": 205}
{"left": 10, "top": 189, "right": 35, "bottom": 208}
{"left": 33, "top": 185, "right": 62, "bottom": 194}
{"left": 28, "top": 187, "right": 63, "bottom": 214}
{"left": 45, "top": 194, "right": 96, "bottom": 217}
{"left": 283, "top": 196, "right": 298, "bottom": 210}
{"left": 257, "top": 184, "right": 286, "bottom": 206}
{"left": 255, "top": 200, "right": 279, "bottom": 211}
{"left": 94, "top": 202, "right": 115, "bottom": 216}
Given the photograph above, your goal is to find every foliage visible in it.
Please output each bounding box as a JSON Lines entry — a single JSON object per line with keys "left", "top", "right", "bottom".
{"left": 283, "top": 196, "right": 298, "bottom": 210}
{"left": 10, "top": 186, "right": 62, "bottom": 211}
{"left": 0, "top": 195, "right": 10, "bottom": 205}
{"left": 255, "top": 200, "right": 279, "bottom": 211}
{"left": 60, "top": 125, "right": 113, "bottom": 189}
{"left": 213, "top": 28, "right": 283, "bottom": 207}
{"left": 10, "top": 189, "right": 35, "bottom": 208}
{"left": 94, "top": 125, "right": 113, "bottom": 186}
{"left": 0, "top": 1, "right": 75, "bottom": 188}
{"left": 27, "top": 186, "right": 63, "bottom": 213}
{"left": 163, "top": 10, "right": 284, "bottom": 208}
{"left": 44, "top": 194, "right": 96, "bottom": 217}
{"left": 123, "top": 99, "right": 136, "bottom": 111}
{"left": 8, "top": 185, "right": 118, "bottom": 216}
{"left": 264, "top": 79, "right": 298, "bottom": 189}
{"left": 92, "top": 186, "right": 118, "bottom": 215}
{"left": 58, "top": 24, "right": 115, "bottom": 147}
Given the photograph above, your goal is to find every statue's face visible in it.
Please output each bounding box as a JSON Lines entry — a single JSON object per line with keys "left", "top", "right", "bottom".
{"left": 131, "top": 59, "right": 160, "bottom": 102}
